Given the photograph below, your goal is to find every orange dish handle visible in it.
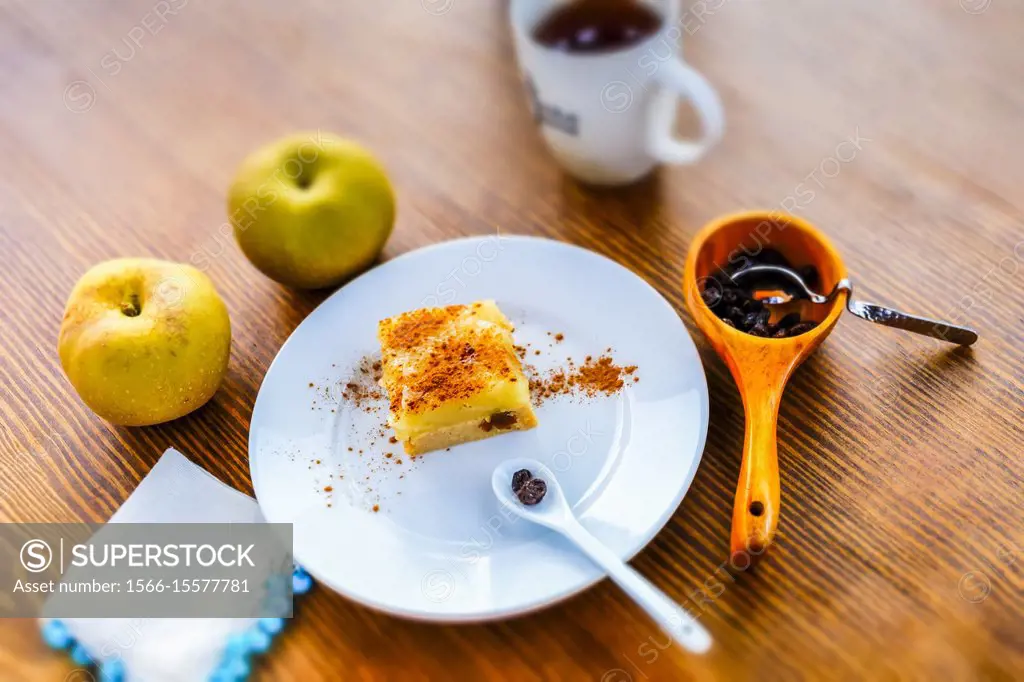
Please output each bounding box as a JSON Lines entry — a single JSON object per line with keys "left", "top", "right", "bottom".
{"left": 730, "top": 383, "right": 782, "bottom": 561}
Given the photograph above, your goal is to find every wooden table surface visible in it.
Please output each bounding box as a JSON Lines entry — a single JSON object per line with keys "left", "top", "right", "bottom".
{"left": 2, "top": 1, "right": 1022, "bottom": 679}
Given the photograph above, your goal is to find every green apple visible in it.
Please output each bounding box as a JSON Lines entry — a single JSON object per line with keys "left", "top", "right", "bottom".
{"left": 58, "top": 259, "right": 231, "bottom": 426}
{"left": 228, "top": 132, "right": 396, "bottom": 289}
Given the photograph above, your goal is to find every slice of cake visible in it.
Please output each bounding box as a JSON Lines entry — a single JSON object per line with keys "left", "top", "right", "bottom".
{"left": 377, "top": 300, "right": 538, "bottom": 455}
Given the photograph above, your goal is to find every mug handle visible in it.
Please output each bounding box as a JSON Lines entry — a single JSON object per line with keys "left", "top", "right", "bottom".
{"left": 645, "top": 58, "right": 725, "bottom": 165}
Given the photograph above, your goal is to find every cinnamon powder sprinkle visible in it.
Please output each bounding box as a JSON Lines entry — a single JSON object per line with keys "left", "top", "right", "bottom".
{"left": 330, "top": 354, "right": 385, "bottom": 411}
{"left": 314, "top": 321, "right": 634, "bottom": 510}
{"left": 378, "top": 304, "right": 521, "bottom": 415}
{"left": 530, "top": 354, "right": 638, "bottom": 402}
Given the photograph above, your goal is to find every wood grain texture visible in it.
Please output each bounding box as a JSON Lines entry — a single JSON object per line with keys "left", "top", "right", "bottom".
{"left": 1, "top": 0, "right": 1022, "bottom": 680}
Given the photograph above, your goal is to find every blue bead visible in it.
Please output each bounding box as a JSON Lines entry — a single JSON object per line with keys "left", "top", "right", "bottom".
{"left": 40, "top": 620, "right": 73, "bottom": 650}
{"left": 209, "top": 670, "right": 242, "bottom": 682}
{"left": 246, "top": 627, "right": 273, "bottom": 654}
{"left": 70, "top": 643, "right": 93, "bottom": 666}
{"left": 292, "top": 572, "right": 312, "bottom": 594}
{"left": 224, "top": 633, "right": 251, "bottom": 657}
{"left": 258, "top": 617, "right": 284, "bottom": 635}
{"left": 222, "top": 655, "right": 251, "bottom": 679}
{"left": 292, "top": 565, "right": 307, "bottom": 578}
{"left": 99, "top": 658, "right": 126, "bottom": 682}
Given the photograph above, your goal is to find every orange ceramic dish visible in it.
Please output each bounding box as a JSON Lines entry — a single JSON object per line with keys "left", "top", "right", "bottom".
{"left": 683, "top": 211, "right": 847, "bottom": 559}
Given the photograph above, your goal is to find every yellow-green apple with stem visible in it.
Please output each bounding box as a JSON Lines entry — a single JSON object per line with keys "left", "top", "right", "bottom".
{"left": 228, "top": 132, "right": 395, "bottom": 289}
{"left": 58, "top": 259, "right": 231, "bottom": 426}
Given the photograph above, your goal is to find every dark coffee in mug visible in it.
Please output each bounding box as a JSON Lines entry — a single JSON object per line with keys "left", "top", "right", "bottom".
{"left": 510, "top": 0, "right": 724, "bottom": 184}
{"left": 532, "top": 0, "right": 662, "bottom": 53}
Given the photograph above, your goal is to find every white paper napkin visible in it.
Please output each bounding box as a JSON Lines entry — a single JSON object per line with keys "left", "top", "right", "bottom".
{"left": 43, "top": 448, "right": 278, "bottom": 682}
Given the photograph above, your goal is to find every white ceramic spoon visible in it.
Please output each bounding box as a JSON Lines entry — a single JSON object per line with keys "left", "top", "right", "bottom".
{"left": 491, "top": 458, "right": 712, "bottom": 654}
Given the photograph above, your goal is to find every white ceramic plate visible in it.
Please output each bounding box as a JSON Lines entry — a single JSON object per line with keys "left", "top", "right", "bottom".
{"left": 250, "top": 235, "right": 708, "bottom": 621}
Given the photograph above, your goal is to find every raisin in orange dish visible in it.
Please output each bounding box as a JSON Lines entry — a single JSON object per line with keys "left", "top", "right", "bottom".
{"left": 377, "top": 301, "right": 538, "bottom": 455}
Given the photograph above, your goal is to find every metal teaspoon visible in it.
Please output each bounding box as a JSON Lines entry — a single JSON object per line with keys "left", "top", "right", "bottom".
{"left": 732, "top": 264, "right": 978, "bottom": 345}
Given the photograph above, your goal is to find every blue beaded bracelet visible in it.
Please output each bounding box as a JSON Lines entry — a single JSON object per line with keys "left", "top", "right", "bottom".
{"left": 42, "top": 564, "right": 313, "bottom": 682}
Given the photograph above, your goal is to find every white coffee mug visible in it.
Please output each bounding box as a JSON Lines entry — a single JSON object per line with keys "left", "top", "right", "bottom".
{"left": 510, "top": 0, "right": 724, "bottom": 185}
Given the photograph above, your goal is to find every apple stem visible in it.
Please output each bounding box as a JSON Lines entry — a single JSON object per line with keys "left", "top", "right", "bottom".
{"left": 121, "top": 293, "right": 142, "bottom": 317}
